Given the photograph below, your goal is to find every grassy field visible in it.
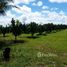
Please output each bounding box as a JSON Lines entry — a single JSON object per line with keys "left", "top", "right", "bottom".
{"left": 0, "top": 29, "right": 67, "bottom": 67}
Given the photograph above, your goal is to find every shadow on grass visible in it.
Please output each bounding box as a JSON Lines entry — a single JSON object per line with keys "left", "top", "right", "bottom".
{"left": 13, "top": 40, "right": 26, "bottom": 43}
{"left": 0, "top": 40, "right": 26, "bottom": 50}
{"left": 37, "top": 33, "right": 47, "bottom": 36}
{"left": 0, "top": 35, "right": 9, "bottom": 38}
{"left": 27, "top": 36, "right": 39, "bottom": 39}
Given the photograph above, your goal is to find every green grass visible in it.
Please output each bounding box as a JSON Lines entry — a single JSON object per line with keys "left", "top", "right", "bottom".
{"left": 0, "top": 29, "right": 67, "bottom": 67}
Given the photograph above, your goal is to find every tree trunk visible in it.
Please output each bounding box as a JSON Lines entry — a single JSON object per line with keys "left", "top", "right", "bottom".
{"left": 3, "top": 33, "right": 5, "bottom": 37}
{"left": 15, "top": 36, "right": 17, "bottom": 41}
{"left": 31, "top": 33, "right": 34, "bottom": 37}
{"left": 39, "top": 32, "right": 42, "bottom": 35}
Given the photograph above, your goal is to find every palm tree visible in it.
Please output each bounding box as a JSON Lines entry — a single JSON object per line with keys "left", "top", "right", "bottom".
{"left": 0, "top": 0, "right": 20, "bottom": 15}
{"left": 0, "top": 0, "right": 12, "bottom": 15}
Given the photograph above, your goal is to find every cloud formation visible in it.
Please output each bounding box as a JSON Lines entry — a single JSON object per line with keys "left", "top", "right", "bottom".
{"left": 14, "top": 0, "right": 35, "bottom": 4}
{"left": 0, "top": 5, "right": 67, "bottom": 26}
{"left": 0, "top": 0, "right": 67, "bottom": 26}
{"left": 49, "top": 0, "right": 67, "bottom": 3}
{"left": 32, "top": 1, "right": 43, "bottom": 7}
{"left": 42, "top": 6, "right": 49, "bottom": 9}
{"left": 37, "top": 1, "right": 43, "bottom": 6}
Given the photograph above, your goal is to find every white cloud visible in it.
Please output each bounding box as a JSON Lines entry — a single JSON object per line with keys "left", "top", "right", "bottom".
{"left": 32, "top": 1, "right": 43, "bottom": 7}
{"left": 49, "top": 0, "right": 67, "bottom": 3}
{"left": 51, "top": 8, "right": 58, "bottom": 11}
{"left": 0, "top": 9, "right": 21, "bottom": 26}
{"left": 0, "top": 5, "right": 67, "bottom": 26}
{"left": 20, "top": 10, "right": 67, "bottom": 24}
{"left": 32, "top": 3, "right": 36, "bottom": 6}
{"left": 41, "top": 10, "right": 67, "bottom": 24}
{"left": 20, "top": 5, "right": 32, "bottom": 13}
{"left": 42, "top": 6, "right": 49, "bottom": 9}
{"left": 12, "top": 5, "right": 32, "bottom": 15}
{"left": 59, "top": 10, "right": 65, "bottom": 15}
{"left": 37, "top": 1, "right": 43, "bottom": 6}
{"left": 0, "top": 5, "right": 32, "bottom": 26}
{"left": 14, "top": 0, "right": 35, "bottom": 4}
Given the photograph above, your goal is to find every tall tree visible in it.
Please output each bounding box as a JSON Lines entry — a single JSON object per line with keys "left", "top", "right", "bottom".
{"left": 11, "top": 18, "right": 22, "bottom": 40}
{"left": 38, "top": 24, "right": 44, "bottom": 35}
{"left": 21, "top": 23, "right": 27, "bottom": 33}
{"left": 28, "top": 22, "right": 38, "bottom": 37}
{"left": 1, "top": 26, "right": 8, "bottom": 37}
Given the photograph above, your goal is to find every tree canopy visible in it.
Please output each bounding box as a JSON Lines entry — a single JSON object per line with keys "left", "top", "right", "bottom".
{"left": 0, "top": 0, "right": 13, "bottom": 15}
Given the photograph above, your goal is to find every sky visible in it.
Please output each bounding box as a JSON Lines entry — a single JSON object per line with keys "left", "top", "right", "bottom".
{"left": 0, "top": 0, "right": 67, "bottom": 26}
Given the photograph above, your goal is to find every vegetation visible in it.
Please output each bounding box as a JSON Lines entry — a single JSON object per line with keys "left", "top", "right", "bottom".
{"left": 0, "top": 0, "right": 67, "bottom": 67}
{"left": 11, "top": 18, "right": 22, "bottom": 40}
{"left": 0, "top": 18, "right": 67, "bottom": 67}
{"left": 27, "top": 22, "right": 38, "bottom": 37}
{"left": 0, "top": 18, "right": 67, "bottom": 39}
{"left": 0, "top": 29, "right": 67, "bottom": 67}
{"left": 0, "top": 0, "right": 20, "bottom": 15}
{"left": 0, "top": 0, "right": 13, "bottom": 15}
{"left": 38, "top": 24, "right": 44, "bottom": 35}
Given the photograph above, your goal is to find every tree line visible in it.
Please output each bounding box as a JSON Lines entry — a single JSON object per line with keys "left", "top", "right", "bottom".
{"left": 0, "top": 18, "right": 67, "bottom": 40}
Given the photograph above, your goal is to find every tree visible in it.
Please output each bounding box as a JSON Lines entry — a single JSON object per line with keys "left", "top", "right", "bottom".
{"left": 28, "top": 22, "right": 38, "bottom": 37}
{"left": 43, "top": 23, "right": 54, "bottom": 33}
{"left": 0, "top": 0, "right": 20, "bottom": 15}
{"left": 1, "top": 27, "right": 6, "bottom": 37}
{"left": 11, "top": 18, "right": 22, "bottom": 40}
{"left": 38, "top": 24, "right": 44, "bottom": 35}
{"left": 0, "top": 26, "right": 9, "bottom": 37}
{"left": 0, "top": 0, "right": 13, "bottom": 15}
{"left": 22, "top": 23, "right": 27, "bottom": 33}
{"left": 0, "top": 25, "right": 2, "bottom": 33}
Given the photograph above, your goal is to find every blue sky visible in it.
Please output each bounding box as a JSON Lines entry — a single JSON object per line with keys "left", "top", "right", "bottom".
{"left": 0, "top": 0, "right": 67, "bottom": 26}
{"left": 21, "top": 0, "right": 67, "bottom": 13}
